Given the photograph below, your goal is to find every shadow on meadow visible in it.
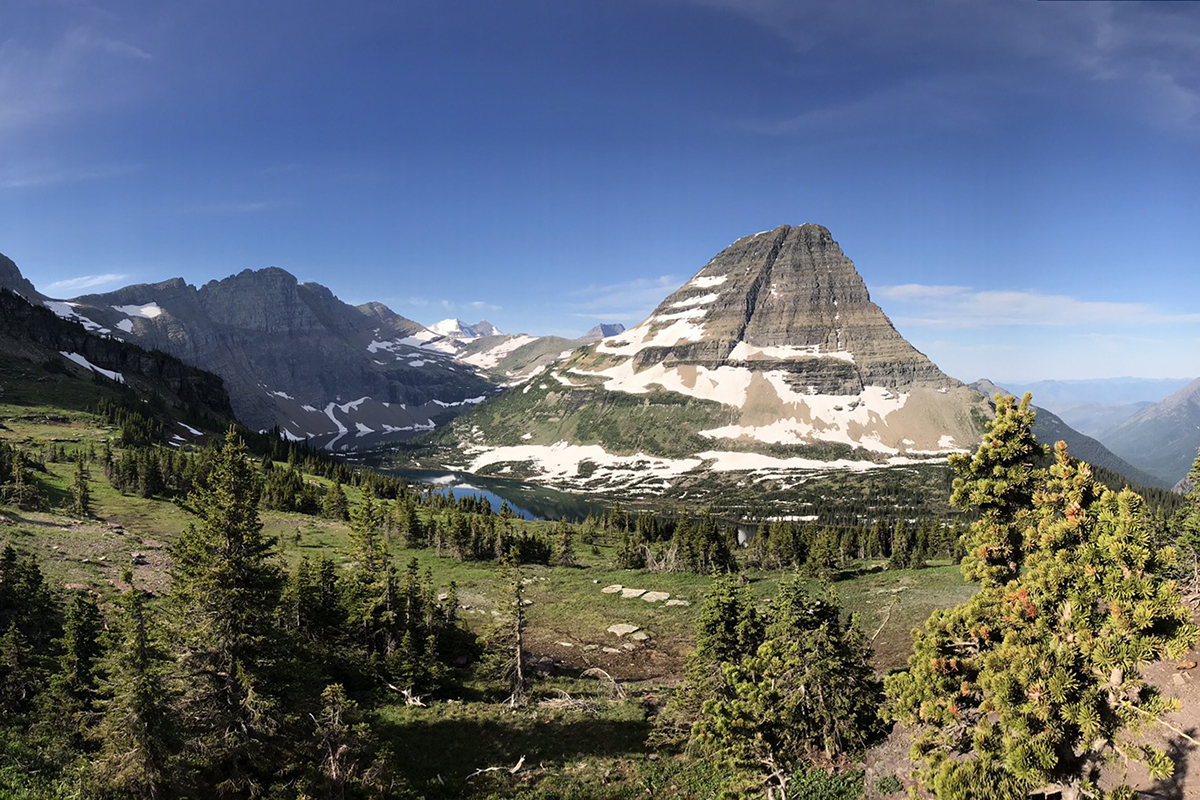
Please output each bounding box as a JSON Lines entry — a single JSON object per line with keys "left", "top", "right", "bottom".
{"left": 374, "top": 705, "right": 653, "bottom": 796}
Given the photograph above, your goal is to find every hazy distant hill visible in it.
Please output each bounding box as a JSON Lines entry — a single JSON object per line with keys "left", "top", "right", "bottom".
{"left": 581, "top": 323, "right": 626, "bottom": 342}
{"left": 1101, "top": 377, "right": 1200, "bottom": 487}
{"left": 970, "top": 380, "right": 1166, "bottom": 488}
{"left": 1002, "top": 377, "right": 1192, "bottom": 441}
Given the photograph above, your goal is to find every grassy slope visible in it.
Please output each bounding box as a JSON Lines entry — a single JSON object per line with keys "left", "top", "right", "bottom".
{"left": 1, "top": 402, "right": 976, "bottom": 797}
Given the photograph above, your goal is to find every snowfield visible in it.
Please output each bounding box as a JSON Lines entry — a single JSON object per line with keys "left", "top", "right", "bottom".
{"left": 59, "top": 351, "right": 124, "bottom": 383}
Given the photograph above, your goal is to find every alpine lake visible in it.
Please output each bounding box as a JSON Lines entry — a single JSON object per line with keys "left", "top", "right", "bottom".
{"left": 378, "top": 467, "right": 611, "bottom": 522}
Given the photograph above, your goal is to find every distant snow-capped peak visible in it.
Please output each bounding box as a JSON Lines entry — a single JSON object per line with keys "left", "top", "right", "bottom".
{"left": 429, "top": 318, "right": 502, "bottom": 339}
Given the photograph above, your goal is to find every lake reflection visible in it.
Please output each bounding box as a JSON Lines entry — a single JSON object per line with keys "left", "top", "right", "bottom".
{"left": 386, "top": 469, "right": 610, "bottom": 522}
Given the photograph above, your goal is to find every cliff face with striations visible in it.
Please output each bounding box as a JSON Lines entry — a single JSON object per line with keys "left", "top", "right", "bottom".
{"left": 65, "top": 268, "right": 496, "bottom": 449}
{"left": 589, "top": 223, "right": 954, "bottom": 391}
{"left": 435, "top": 224, "right": 992, "bottom": 493}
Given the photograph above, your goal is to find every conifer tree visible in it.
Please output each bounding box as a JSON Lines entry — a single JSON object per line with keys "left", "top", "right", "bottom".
{"left": 496, "top": 552, "right": 531, "bottom": 708}
{"left": 167, "top": 429, "right": 288, "bottom": 795}
{"left": 658, "top": 574, "right": 762, "bottom": 743}
{"left": 553, "top": 520, "right": 577, "bottom": 568}
{"left": 804, "top": 527, "right": 842, "bottom": 576}
{"left": 323, "top": 481, "right": 350, "bottom": 521}
{"left": 886, "top": 519, "right": 916, "bottom": 570}
{"left": 91, "top": 575, "right": 175, "bottom": 799}
{"left": 0, "top": 546, "right": 60, "bottom": 713}
{"left": 695, "top": 581, "right": 884, "bottom": 797}
{"left": 1171, "top": 447, "right": 1200, "bottom": 588}
{"left": 350, "top": 487, "right": 386, "bottom": 544}
{"left": 307, "top": 683, "right": 388, "bottom": 798}
{"left": 947, "top": 393, "right": 1047, "bottom": 587}
{"left": 885, "top": 408, "right": 1199, "bottom": 799}
{"left": 0, "top": 623, "right": 39, "bottom": 716}
{"left": 393, "top": 495, "right": 426, "bottom": 548}
{"left": 40, "top": 592, "right": 104, "bottom": 752}
{"left": 70, "top": 454, "right": 92, "bottom": 517}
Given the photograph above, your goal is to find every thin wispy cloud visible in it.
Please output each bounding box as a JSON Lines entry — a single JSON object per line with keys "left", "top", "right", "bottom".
{"left": 46, "top": 273, "right": 130, "bottom": 293}
{"left": 876, "top": 284, "right": 1200, "bottom": 329}
{"left": 0, "top": 163, "right": 138, "bottom": 189}
{"left": 568, "top": 274, "right": 682, "bottom": 323}
{"left": 0, "top": 25, "right": 154, "bottom": 135}
{"left": 375, "top": 297, "right": 501, "bottom": 318}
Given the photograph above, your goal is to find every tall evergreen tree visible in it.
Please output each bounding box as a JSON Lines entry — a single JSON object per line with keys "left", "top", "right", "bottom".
{"left": 658, "top": 574, "right": 763, "bottom": 744}
{"left": 91, "top": 577, "right": 175, "bottom": 799}
{"left": 1171, "top": 447, "right": 1200, "bottom": 588}
{"left": 695, "top": 581, "right": 884, "bottom": 798}
{"left": 323, "top": 481, "right": 350, "bottom": 521}
{"left": 40, "top": 592, "right": 104, "bottom": 752}
{"left": 948, "top": 393, "right": 1047, "bottom": 587}
{"left": 168, "top": 429, "right": 288, "bottom": 795}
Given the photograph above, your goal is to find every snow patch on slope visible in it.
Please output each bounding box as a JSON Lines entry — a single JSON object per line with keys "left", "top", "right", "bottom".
{"left": 60, "top": 351, "right": 124, "bottom": 383}
{"left": 112, "top": 303, "right": 163, "bottom": 319}
{"left": 689, "top": 274, "right": 728, "bottom": 288}
{"left": 728, "top": 342, "right": 854, "bottom": 363}
{"left": 596, "top": 315, "right": 707, "bottom": 357}
{"left": 669, "top": 292, "right": 720, "bottom": 309}
{"left": 45, "top": 301, "right": 109, "bottom": 334}
{"left": 459, "top": 334, "right": 538, "bottom": 370}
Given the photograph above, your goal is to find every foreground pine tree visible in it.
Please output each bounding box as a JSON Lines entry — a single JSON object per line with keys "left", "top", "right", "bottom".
{"left": 693, "top": 580, "right": 884, "bottom": 799}
{"left": 656, "top": 573, "right": 762, "bottom": 744}
{"left": 168, "top": 429, "right": 289, "bottom": 795}
{"left": 39, "top": 592, "right": 104, "bottom": 754}
{"left": 885, "top": 396, "right": 1199, "bottom": 800}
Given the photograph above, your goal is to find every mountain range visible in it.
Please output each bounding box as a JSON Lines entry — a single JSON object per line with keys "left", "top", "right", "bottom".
{"left": 1002, "top": 377, "right": 1200, "bottom": 487}
{"left": 0, "top": 253, "right": 622, "bottom": 452}
{"left": 2, "top": 225, "right": 1195, "bottom": 490}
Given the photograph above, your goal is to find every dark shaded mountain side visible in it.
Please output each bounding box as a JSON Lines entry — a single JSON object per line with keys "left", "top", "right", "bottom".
{"left": 0, "top": 289, "right": 233, "bottom": 422}
{"left": 0, "top": 252, "right": 45, "bottom": 303}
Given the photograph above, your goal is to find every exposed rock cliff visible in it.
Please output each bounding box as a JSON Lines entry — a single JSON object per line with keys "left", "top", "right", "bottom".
{"left": 66, "top": 268, "right": 496, "bottom": 449}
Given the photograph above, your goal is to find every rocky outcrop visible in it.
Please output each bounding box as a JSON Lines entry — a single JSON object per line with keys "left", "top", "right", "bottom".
{"left": 0, "top": 252, "right": 46, "bottom": 303}
{"left": 585, "top": 225, "right": 950, "bottom": 390}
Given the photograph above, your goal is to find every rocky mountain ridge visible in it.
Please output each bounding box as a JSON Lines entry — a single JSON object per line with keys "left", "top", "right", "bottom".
{"left": 0, "top": 251, "right": 636, "bottom": 452}
{"left": 0, "top": 260, "right": 494, "bottom": 450}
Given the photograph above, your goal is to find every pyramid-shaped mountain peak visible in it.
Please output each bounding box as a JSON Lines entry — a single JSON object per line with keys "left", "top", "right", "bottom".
{"left": 436, "top": 224, "right": 991, "bottom": 492}
{"left": 585, "top": 223, "right": 954, "bottom": 394}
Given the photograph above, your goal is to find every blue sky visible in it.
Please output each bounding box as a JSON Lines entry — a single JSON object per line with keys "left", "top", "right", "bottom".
{"left": 1, "top": 0, "right": 1198, "bottom": 382}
